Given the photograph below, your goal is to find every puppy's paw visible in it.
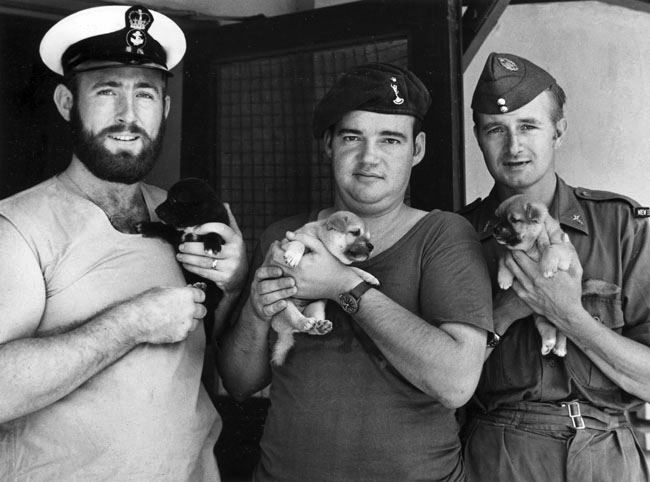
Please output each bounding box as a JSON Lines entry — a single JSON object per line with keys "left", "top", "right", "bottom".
{"left": 552, "top": 332, "right": 568, "bottom": 357}
{"left": 312, "top": 319, "right": 332, "bottom": 335}
{"left": 535, "top": 316, "right": 558, "bottom": 356}
{"left": 540, "top": 337, "right": 556, "bottom": 356}
{"left": 350, "top": 267, "right": 379, "bottom": 286}
{"left": 283, "top": 252, "right": 299, "bottom": 268}
{"left": 299, "top": 317, "right": 317, "bottom": 332}
{"left": 192, "top": 282, "right": 208, "bottom": 291}
{"left": 203, "top": 233, "right": 225, "bottom": 256}
{"left": 497, "top": 265, "right": 514, "bottom": 290}
{"left": 498, "top": 278, "right": 513, "bottom": 290}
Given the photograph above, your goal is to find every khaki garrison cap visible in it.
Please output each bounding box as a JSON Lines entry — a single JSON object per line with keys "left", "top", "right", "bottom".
{"left": 471, "top": 52, "right": 556, "bottom": 114}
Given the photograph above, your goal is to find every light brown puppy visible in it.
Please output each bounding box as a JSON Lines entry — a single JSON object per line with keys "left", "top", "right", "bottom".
{"left": 493, "top": 194, "right": 573, "bottom": 356}
{"left": 270, "top": 211, "right": 380, "bottom": 366}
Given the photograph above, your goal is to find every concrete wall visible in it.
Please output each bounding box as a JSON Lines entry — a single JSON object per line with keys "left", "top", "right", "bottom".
{"left": 464, "top": 1, "right": 650, "bottom": 207}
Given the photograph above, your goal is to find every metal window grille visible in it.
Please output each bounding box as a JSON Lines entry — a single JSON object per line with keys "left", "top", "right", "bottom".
{"left": 215, "top": 38, "right": 408, "bottom": 262}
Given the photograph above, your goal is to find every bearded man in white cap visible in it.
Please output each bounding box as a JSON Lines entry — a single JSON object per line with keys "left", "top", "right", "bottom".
{"left": 0, "top": 5, "right": 247, "bottom": 481}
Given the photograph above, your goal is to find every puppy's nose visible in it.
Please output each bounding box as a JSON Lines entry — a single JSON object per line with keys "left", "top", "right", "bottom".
{"left": 366, "top": 242, "right": 374, "bottom": 252}
{"left": 493, "top": 225, "right": 505, "bottom": 237}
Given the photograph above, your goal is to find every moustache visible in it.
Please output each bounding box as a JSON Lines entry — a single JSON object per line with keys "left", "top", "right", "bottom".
{"left": 101, "top": 124, "right": 150, "bottom": 139}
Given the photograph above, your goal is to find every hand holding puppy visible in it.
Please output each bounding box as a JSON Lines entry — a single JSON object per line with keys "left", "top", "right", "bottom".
{"left": 268, "top": 211, "right": 379, "bottom": 365}
{"left": 505, "top": 247, "right": 585, "bottom": 335}
{"left": 177, "top": 203, "right": 248, "bottom": 295}
{"left": 492, "top": 195, "right": 579, "bottom": 356}
{"left": 249, "top": 245, "right": 298, "bottom": 322}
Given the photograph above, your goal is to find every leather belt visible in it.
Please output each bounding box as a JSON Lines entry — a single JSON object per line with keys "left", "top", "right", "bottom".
{"left": 470, "top": 399, "right": 628, "bottom": 432}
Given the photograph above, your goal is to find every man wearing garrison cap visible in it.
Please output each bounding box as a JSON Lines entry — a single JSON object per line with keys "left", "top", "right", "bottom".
{"left": 460, "top": 52, "right": 650, "bottom": 481}
{"left": 0, "top": 5, "right": 247, "bottom": 481}
{"left": 219, "top": 63, "right": 493, "bottom": 481}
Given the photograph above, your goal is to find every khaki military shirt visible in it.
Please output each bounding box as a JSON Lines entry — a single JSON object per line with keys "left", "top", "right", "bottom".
{"left": 461, "top": 176, "right": 650, "bottom": 412}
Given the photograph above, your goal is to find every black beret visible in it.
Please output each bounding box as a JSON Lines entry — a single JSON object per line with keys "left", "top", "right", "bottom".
{"left": 313, "top": 63, "right": 431, "bottom": 138}
{"left": 471, "top": 52, "right": 556, "bottom": 115}
{"left": 40, "top": 5, "right": 186, "bottom": 76}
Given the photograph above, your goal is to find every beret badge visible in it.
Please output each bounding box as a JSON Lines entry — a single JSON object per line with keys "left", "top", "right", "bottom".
{"left": 125, "top": 6, "right": 153, "bottom": 51}
{"left": 390, "top": 77, "right": 405, "bottom": 105}
{"left": 497, "top": 56, "right": 519, "bottom": 72}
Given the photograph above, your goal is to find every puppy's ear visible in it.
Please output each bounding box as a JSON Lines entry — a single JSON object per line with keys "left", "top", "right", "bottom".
{"left": 525, "top": 203, "right": 545, "bottom": 224}
{"left": 326, "top": 213, "right": 349, "bottom": 233}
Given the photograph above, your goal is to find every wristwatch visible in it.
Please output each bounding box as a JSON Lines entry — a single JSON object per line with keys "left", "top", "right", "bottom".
{"left": 486, "top": 331, "right": 502, "bottom": 348}
{"left": 338, "top": 281, "right": 374, "bottom": 315}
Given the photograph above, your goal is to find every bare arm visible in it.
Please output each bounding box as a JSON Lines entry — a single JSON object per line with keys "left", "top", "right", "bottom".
{"left": 352, "top": 288, "right": 488, "bottom": 407}
{"left": 506, "top": 249, "right": 650, "bottom": 402}
{"left": 217, "top": 250, "right": 297, "bottom": 400}
{"left": 0, "top": 217, "right": 208, "bottom": 423}
{"left": 282, "top": 232, "right": 487, "bottom": 408}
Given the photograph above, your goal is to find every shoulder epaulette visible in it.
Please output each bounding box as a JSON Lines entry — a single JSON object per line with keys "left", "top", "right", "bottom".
{"left": 574, "top": 187, "right": 649, "bottom": 218}
{"left": 456, "top": 197, "right": 482, "bottom": 215}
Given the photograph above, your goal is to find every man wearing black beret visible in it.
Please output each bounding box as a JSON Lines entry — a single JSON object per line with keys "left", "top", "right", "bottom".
{"left": 0, "top": 5, "right": 248, "bottom": 481}
{"left": 461, "top": 52, "right": 650, "bottom": 481}
{"left": 219, "top": 63, "right": 493, "bottom": 481}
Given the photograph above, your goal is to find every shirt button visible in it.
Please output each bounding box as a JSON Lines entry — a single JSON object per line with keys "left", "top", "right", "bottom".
{"left": 549, "top": 359, "right": 556, "bottom": 367}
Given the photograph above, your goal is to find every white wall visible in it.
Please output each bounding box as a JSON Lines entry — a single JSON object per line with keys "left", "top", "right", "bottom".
{"left": 464, "top": 1, "right": 650, "bottom": 207}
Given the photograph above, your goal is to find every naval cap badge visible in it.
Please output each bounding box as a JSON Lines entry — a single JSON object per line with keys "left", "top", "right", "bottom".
{"left": 125, "top": 6, "right": 153, "bottom": 50}
{"left": 390, "top": 76, "right": 405, "bottom": 105}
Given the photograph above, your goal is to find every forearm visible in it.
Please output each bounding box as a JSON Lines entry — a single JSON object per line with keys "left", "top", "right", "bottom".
{"left": 217, "top": 300, "right": 271, "bottom": 400}
{"left": 210, "top": 289, "right": 243, "bottom": 343}
{"left": 556, "top": 309, "right": 650, "bottom": 402}
{"left": 353, "top": 289, "right": 485, "bottom": 407}
{"left": 0, "top": 303, "right": 140, "bottom": 423}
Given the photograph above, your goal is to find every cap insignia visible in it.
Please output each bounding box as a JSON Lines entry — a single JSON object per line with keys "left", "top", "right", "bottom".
{"left": 497, "top": 56, "right": 519, "bottom": 72}
{"left": 390, "top": 77, "right": 405, "bottom": 105}
{"left": 125, "top": 7, "right": 153, "bottom": 50}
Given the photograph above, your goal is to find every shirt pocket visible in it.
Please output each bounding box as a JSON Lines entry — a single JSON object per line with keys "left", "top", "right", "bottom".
{"left": 478, "top": 320, "right": 543, "bottom": 392}
{"left": 564, "top": 289, "right": 624, "bottom": 391}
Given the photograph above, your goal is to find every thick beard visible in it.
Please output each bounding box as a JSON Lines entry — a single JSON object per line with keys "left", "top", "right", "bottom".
{"left": 70, "top": 106, "right": 165, "bottom": 185}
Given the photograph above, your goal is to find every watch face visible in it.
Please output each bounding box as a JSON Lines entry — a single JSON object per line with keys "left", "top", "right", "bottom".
{"left": 339, "top": 293, "right": 359, "bottom": 314}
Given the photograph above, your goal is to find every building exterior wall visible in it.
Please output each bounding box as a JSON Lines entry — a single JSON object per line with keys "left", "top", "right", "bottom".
{"left": 464, "top": 1, "right": 650, "bottom": 208}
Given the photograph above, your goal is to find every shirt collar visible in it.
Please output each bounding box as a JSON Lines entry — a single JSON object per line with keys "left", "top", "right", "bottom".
{"left": 474, "top": 186, "right": 502, "bottom": 241}
{"left": 550, "top": 176, "right": 590, "bottom": 235}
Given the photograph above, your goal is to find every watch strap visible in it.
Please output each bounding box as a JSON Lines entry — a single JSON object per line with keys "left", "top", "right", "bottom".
{"left": 338, "top": 281, "right": 374, "bottom": 315}
{"left": 349, "top": 280, "right": 374, "bottom": 299}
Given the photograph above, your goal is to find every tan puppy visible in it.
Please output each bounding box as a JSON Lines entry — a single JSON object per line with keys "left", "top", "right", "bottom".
{"left": 270, "top": 211, "right": 380, "bottom": 366}
{"left": 493, "top": 194, "right": 574, "bottom": 356}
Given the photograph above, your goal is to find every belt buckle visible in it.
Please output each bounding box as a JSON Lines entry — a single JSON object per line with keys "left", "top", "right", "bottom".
{"left": 561, "top": 400, "right": 586, "bottom": 430}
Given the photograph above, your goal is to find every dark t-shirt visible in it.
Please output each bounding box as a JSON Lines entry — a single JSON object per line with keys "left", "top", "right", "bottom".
{"left": 252, "top": 209, "right": 493, "bottom": 482}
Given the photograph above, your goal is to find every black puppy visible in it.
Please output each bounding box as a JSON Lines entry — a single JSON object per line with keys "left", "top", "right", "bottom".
{"left": 136, "top": 178, "right": 230, "bottom": 337}
{"left": 136, "top": 177, "right": 230, "bottom": 254}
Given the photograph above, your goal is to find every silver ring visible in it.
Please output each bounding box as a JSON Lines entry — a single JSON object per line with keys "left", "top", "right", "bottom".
{"left": 211, "top": 258, "right": 219, "bottom": 270}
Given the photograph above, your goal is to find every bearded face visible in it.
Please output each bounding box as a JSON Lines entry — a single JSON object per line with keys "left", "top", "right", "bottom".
{"left": 69, "top": 103, "right": 166, "bottom": 185}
